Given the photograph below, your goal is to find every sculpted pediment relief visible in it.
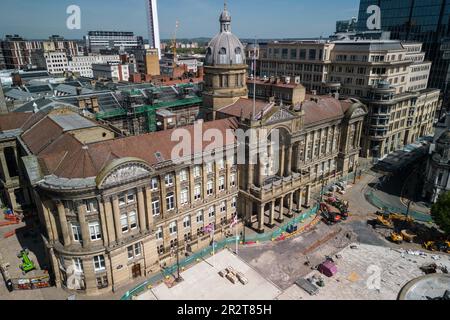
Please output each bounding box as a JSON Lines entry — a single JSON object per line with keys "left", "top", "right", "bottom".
{"left": 103, "top": 165, "right": 151, "bottom": 187}
{"left": 265, "top": 108, "right": 295, "bottom": 125}
{"left": 96, "top": 158, "right": 153, "bottom": 188}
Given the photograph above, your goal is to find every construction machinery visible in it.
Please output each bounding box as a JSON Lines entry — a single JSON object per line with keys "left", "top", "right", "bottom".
{"left": 423, "top": 241, "right": 450, "bottom": 253}
{"left": 325, "top": 197, "right": 349, "bottom": 220}
{"left": 320, "top": 203, "right": 342, "bottom": 225}
{"left": 390, "top": 232, "right": 404, "bottom": 244}
{"left": 374, "top": 210, "right": 414, "bottom": 229}
{"left": 17, "top": 249, "right": 36, "bottom": 274}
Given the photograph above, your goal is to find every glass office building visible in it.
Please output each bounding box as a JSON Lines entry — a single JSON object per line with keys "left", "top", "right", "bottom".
{"left": 357, "top": 0, "right": 450, "bottom": 110}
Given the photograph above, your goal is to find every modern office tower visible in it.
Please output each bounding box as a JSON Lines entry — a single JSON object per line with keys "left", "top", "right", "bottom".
{"left": 84, "top": 31, "right": 144, "bottom": 54}
{"left": 147, "top": 0, "right": 161, "bottom": 59}
{"left": 357, "top": 0, "right": 450, "bottom": 110}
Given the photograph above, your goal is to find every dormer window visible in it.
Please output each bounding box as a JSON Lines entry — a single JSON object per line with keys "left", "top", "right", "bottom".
{"left": 219, "top": 47, "right": 227, "bottom": 64}
{"left": 235, "top": 47, "right": 242, "bottom": 64}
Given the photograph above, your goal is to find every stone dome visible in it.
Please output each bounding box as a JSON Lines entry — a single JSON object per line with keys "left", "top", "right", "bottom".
{"left": 205, "top": 4, "right": 246, "bottom": 66}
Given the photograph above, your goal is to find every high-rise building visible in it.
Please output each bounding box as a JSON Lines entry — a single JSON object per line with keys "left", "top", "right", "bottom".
{"left": 147, "top": 0, "right": 161, "bottom": 59}
{"left": 356, "top": 0, "right": 450, "bottom": 111}
{"left": 336, "top": 17, "right": 358, "bottom": 33}
{"left": 84, "top": 31, "right": 144, "bottom": 54}
{"left": 0, "top": 85, "right": 7, "bottom": 114}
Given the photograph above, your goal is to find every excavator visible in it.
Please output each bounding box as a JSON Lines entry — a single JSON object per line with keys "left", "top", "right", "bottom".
{"left": 325, "top": 197, "right": 349, "bottom": 220}
{"left": 423, "top": 241, "right": 450, "bottom": 253}
{"left": 320, "top": 203, "right": 342, "bottom": 225}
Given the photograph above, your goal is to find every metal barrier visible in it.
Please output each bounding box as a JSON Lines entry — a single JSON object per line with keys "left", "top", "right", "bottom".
{"left": 120, "top": 167, "right": 373, "bottom": 300}
{"left": 365, "top": 191, "right": 432, "bottom": 223}
{"left": 121, "top": 205, "right": 319, "bottom": 300}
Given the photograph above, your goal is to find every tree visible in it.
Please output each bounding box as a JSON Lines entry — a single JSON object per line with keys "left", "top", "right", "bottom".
{"left": 431, "top": 192, "right": 450, "bottom": 235}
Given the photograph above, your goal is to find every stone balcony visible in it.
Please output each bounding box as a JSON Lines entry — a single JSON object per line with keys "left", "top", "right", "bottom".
{"left": 249, "top": 171, "right": 309, "bottom": 202}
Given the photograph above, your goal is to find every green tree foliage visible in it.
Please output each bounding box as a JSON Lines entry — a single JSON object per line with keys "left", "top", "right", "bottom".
{"left": 431, "top": 192, "right": 450, "bottom": 235}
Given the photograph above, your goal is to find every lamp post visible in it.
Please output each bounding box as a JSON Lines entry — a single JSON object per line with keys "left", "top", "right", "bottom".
{"left": 353, "top": 161, "right": 359, "bottom": 185}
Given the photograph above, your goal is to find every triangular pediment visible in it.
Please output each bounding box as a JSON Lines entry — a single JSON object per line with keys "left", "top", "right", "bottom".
{"left": 265, "top": 108, "right": 296, "bottom": 125}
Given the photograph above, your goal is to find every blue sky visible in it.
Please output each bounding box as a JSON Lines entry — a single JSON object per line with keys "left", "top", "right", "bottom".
{"left": 0, "top": 0, "right": 360, "bottom": 40}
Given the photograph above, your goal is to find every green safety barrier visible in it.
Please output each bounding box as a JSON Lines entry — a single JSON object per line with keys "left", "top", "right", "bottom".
{"left": 365, "top": 191, "right": 432, "bottom": 223}
{"left": 120, "top": 205, "right": 319, "bottom": 300}
{"left": 120, "top": 168, "right": 373, "bottom": 300}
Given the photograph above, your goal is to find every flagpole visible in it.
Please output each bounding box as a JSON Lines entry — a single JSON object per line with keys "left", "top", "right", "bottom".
{"left": 252, "top": 37, "right": 257, "bottom": 119}
{"left": 235, "top": 222, "right": 238, "bottom": 255}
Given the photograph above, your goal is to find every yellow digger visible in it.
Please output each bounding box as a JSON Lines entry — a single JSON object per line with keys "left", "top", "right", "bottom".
{"left": 423, "top": 241, "right": 450, "bottom": 253}
{"left": 389, "top": 230, "right": 417, "bottom": 244}
{"left": 390, "top": 232, "right": 404, "bottom": 244}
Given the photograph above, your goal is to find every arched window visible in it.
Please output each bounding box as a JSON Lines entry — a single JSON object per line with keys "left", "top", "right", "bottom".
{"left": 219, "top": 47, "right": 227, "bottom": 64}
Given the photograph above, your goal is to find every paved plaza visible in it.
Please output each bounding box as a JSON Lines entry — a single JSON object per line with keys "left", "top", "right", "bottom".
{"left": 138, "top": 250, "right": 282, "bottom": 300}
{"left": 277, "top": 243, "right": 450, "bottom": 300}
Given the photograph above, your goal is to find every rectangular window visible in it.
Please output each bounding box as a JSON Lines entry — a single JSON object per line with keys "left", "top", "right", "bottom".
{"left": 127, "top": 192, "right": 135, "bottom": 203}
{"left": 129, "top": 211, "right": 137, "bottom": 230}
{"left": 165, "top": 174, "right": 174, "bottom": 187}
{"left": 73, "top": 258, "right": 83, "bottom": 273}
{"left": 232, "top": 197, "right": 237, "bottom": 209}
{"left": 166, "top": 193, "right": 175, "bottom": 211}
{"left": 196, "top": 211, "right": 204, "bottom": 224}
{"left": 220, "top": 201, "right": 226, "bottom": 213}
{"left": 217, "top": 159, "right": 224, "bottom": 170}
{"left": 206, "top": 162, "right": 213, "bottom": 174}
{"left": 84, "top": 199, "right": 98, "bottom": 213}
{"left": 309, "top": 49, "right": 316, "bottom": 60}
{"left": 118, "top": 194, "right": 126, "bottom": 207}
{"left": 179, "top": 170, "right": 188, "bottom": 182}
{"left": 230, "top": 174, "right": 236, "bottom": 187}
{"left": 152, "top": 199, "right": 160, "bottom": 217}
{"left": 72, "top": 224, "right": 82, "bottom": 242}
{"left": 219, "top": 176, "right": 225, "bottom": 192}
{"left": 169, "top": 221, "right": 177, "bottom": 235}
{"left": 121, "top": 214, "right": 129, "bottom": 233}
{"left": 183, "top": 216, "right": 191, "bottom": 229}
{"left": 156, "top": 227, "right": 163, "bottom": 240}
{"left": 180, "top": 188, "right": 189, "bottom": 205}
{"left": 193, "top": 166, "right": 201, "bottom": 178}
{"left": 93, "top": 255, "right": 106, "bottom": 272}
{"left": 208, "top": 206, "right": 215, "bottom": 218}
{"left": 207, "top": 180, "right": 214, "bottom": 196}
{"left": 151, "top": 178, "right": 159, "bottom": 190}
{"left": 89, "top": 222, "right": 102, "bottom": 241}
{"left": 194, "top": 184, "right": 202, "bottom": 201}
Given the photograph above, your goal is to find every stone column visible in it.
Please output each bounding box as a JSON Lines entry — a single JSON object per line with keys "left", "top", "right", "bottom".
{"left": 137, "top": 187, "right": 147, "bottom": 233}
{"left": 77, "top": 201, "right": 90, "bottom": 248}
{"left": 56, "top": 201, "right": 71, "bottom": 246}
{"left": 103, "top": 197, "right": 116, "bottom": 244}
{"left": 0, "top": 149, "right": 11, "bottom": 181}
{"left": 257, "top": 204, "right": 265, "bottom": 234}
{"left": 305, "top": 185, "right": 312, "bottom": 208}
{"left": 42, "top": 202, "right": 56, "bottom": 242}
{"left": 277, "top": 198, "right": 285, "bottom": 223}
{"left": 287, "top": 192, "right": 294, "bottom": 218}
{"left": 286, "top": 146, "right": 293, "bottom": 176}
{"left": 296, "top": 190, "right": 302, "bottom": 211}
{"left": 269, "top": 200, "right": 276, "bottom": 227}
{"left": 248, "top": 163, "right": 254, "bottom": 189}
{"left": 144, "top": 187, "right": 154, "bottom": 230}
{"left": 279, "top": 147, "right": 285, "bottom": 177}
{"left": 97, "top": 199, "right": 110, "bottom": 247}
{"left": 112, "top": 196, "right": 123, "bottom": 241}
{"left": 189, "top": 167, "right": 196, "bottom": 204}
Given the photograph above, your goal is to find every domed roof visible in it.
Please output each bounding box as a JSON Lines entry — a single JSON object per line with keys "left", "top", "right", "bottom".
{"left": 205, "top": 4, "right": 246, "bottom": 66}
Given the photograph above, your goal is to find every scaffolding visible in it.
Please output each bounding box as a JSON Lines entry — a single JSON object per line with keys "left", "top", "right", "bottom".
{"left": 95, "top": 83, "right": 202, "bottom": 134}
